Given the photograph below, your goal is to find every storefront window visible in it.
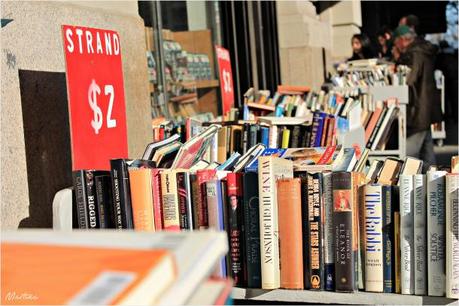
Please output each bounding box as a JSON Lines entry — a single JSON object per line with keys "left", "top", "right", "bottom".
{"left": 140, "top": 1, "right": 222, "bottom": 123}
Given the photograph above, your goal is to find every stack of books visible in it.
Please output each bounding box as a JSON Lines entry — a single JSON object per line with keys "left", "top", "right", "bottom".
{"left": 331, "top": 63, "right": 410, "bottom": 88}
{"left": 69, "top": 123, "right": 458, "bottom": 300}
{"left": 242, "top": 86, "right": 399, "bottom": 150}
{"left": 2, "top": 230, "right": 230, "bottom": 305}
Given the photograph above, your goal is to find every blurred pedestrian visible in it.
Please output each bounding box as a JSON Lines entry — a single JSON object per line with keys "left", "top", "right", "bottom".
{"left": 394, "top": 25, "right": 442, "bottom": 170}
{"left": 348, "top": 34, "right": 376, "bottom": 61}
{"left": 399, "top": 14, "right": 421, "bottom": 34}
{"left": 377, "top": 26, "right": 393, "bottom": 60}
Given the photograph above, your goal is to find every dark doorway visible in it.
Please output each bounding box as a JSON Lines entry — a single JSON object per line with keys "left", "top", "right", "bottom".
{"left": 18, "top": 70, "right": 73, "bottom": 228}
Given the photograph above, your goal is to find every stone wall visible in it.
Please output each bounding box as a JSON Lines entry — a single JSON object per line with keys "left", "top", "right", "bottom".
{"left": 1, "top": 1, "right": 151, "bottom": 229}
{"left": 277, "top": 1, "right": 332, "bottom": 91}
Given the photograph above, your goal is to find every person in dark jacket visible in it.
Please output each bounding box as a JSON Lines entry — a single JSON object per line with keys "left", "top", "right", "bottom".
{"left": 393, "top": 25, "right": 442, "bottom": 170}
{"left": 348, "top": 34, "right": 376, "bottom": 61}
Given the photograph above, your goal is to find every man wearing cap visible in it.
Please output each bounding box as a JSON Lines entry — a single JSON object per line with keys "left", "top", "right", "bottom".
{"left": 393, "top": 25, "right": 442, "bottom": 170}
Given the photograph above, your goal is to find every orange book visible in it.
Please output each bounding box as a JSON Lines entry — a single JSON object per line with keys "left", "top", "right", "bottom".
{"left": 1, "top": 242, "right": 176, "bottom": 305}
{"left": 277, "top": 178, "right": 304, "bottom": 289}
{"left": 364, "top": 103, "right": 384, "bottom": 143}
{"left": 129, "top": 168, "right": 155, "bottom": 231}
{"left": 277, "top": 85, "right": 310, "bottom": 94}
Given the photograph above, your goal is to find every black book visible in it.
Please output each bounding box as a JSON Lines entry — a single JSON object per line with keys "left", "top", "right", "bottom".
{"left": 332, "top": 171, "right": 357, "bottom": 292}
{"left": 243, "top": 172, "right": 262, "bottom": 288}
{"left": 110, "top": 159, "right": 134, "bottom": 229}
{"left": 302, "top": 125, "right": 312, "bottom": 148}
{"left": 84, "top": 170, "right": 99, "bottom": 229}
{"left": 242, "top": 123, "right": 250, "bottom": 154}
{"left": 290, "top": 125, "right": 302, "bottom": 148}
{"left": 307, "top": 172, "right": 324, "bottom": 290}
{"left": 177, "top": 171, "right": 193, "bottom": 230}
{"left": 190, "top": 174, "right": 200, "bottom": 230}
{"left": 94, "top": 172, "right": 114, "bottom": 229}
{"left": 382, "top": 185, "right": 394, "bottom": 293}
{"left": 221, "top": 179, "right": 232, "bottom": 280}
{"left": 72, "top": 170, "right": 88, "bottom": 229}
{"left": 299, "top": 174, "right": 311, "bottom": 289}
{"left": 249, "top": 124, "right": 259, "bottom": 149}
{"left": 233, "top": 128, "right": 242, "bottom": 154}
{"left": 71, "top": 188, "right": 78, "bottom": 229}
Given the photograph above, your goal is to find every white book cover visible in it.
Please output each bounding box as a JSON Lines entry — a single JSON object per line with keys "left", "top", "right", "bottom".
{"left": 427, "top": 170, "right": 447, "bottom": 296}
{"left": 446, "top": 173, "right": 459, "bottom": 299}
{"left": 371, "top": 103, "right": 397, "bottom": 150}
{"left": 258, "top": 156, "right": 293, "bottom": 289}
{"left": 413, "top": 174, "right": 427, "bottom": 295}
{"left": 399, "top": 174, "right": 414, "bottom": 295}
{"left": 268, "top": 125, "right": 278, "bottom": 149}
{"left": 364, "top": 184, "right": 384, "bottom": 292}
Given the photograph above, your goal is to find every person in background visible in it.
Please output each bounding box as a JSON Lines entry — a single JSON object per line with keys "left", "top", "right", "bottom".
{"left": 393, "top": 25, "right": 442, "bottom": 170}
{"left": 377, "top": 26, "right": 393, "bottom": 60}
{"left": 399, "top": 14, "right": 421, "bottom": 34}
{"left": 348, "top": 34, "right": 376, "bottom": 61}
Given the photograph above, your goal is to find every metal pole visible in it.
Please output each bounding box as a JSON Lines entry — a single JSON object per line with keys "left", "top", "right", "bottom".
{"left": 151, "top": 1, "right": 170, "bottom": 119}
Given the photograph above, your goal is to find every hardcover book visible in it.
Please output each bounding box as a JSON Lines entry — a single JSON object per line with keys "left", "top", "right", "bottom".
{"left": 427, "top": 170, "right": 447, "bottom": 296}
{"left": 364, "top": 184, "right": 384, "bottom": 292}
{"left": 332, "top": 171, "right": 357, "bottom": 292}
{"left": 94, "top": 172, "right": 114, "bottom": 229}
{"left": 400, "top": 175, "right": 414, "bottom": 295}
{"left": 206, "top": 179, "right": 226, "bottom": 276}
{"left": 129, "top": 168, "right": 155, "bottom": 231}
{"left": 227, "top": 172, "right": 246, "bottom": 287}
{"left": 446, "top": 173, "right": 459, "bottom": 299}
{"left": 72, "top": 170, "right": 89, "bottom": 229}
{"left": 306, "top": 172, "right": 324, "bottom": 290}
{"left": 2, "top": 242, "right": 176, "bottom": 305}
{"left": 110, "top": 159, "right": 134, "bottom": 229}
{"left": 177, "top": 171, "right": 193, "bottom": 230}
{"left": 277, "top": 178, "right": 304, "bottom": 289}
{"left": 161, "top": 169, "right": 180, "bottom": 231}
{"left": 243, "top": 172, "right": 262, "bottom": 288}
{"left": 413, "top": 174, "right": 427, "bottom": 295}
{"left": 258, "top": 156, "right": 293, "bottom": 289}
{"left": 323, "top": 172, "right": 335, "bottom": 291}
{"left": 382, "top": 185, "right": 394, "bottom": 293}
{"left": 85, "top": 170, "right": 99, "bottom": 229}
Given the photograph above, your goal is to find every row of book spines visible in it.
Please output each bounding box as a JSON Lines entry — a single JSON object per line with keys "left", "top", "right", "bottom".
{"left": 398, "top": 173, "right": 459, "bottom": 298}
{"left": 247, "top": 169, "right": 457, "bottom": 297}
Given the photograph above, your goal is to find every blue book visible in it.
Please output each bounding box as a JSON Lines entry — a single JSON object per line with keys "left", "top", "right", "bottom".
{"left": 309, "top": 112, "right": 320, "bottom": 147}
{"left": 260, "top": 127, "right": 269, "bottom": 147}
{"left": 275, "top": 106, "right": 284, "bottom": 117}
{"left": 314, "top": 112, "right": 327, "bottom": 147}
{"left": 217, "top": 152, "right": 241, "bottom": 171}
{"left": 206, "top": 179, "right": 227, "bottom": 277}
{"left": 244, "top": 148, "right": 287, "bottom": 172}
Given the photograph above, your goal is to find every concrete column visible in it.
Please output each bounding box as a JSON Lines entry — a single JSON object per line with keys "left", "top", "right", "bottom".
{"left": 326, "top": 0, "right": 362, "bottom": 61}
{"left": 276, "top": 1, "right": 332, "bottom": 90}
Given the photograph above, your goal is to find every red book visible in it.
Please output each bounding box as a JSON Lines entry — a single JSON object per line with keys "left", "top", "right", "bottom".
{"left": 326, "top": 117, "right": 335, "bottom": 147}
{"left": 226, "top": 172, "right": 246, "bottom": 287}
{"left": 196, "top": 169, "right": 217, "bottom": 229}
{"left": 151, "top": 169, "right": 163, "bottom": 230}
{"left": 158, "top": 127, "right": 165, "bottom": 141}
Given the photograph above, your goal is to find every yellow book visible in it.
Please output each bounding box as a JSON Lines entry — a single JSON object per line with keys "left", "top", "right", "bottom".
{"left": 281, "top": 128, "right": 290, "bottom": 149}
